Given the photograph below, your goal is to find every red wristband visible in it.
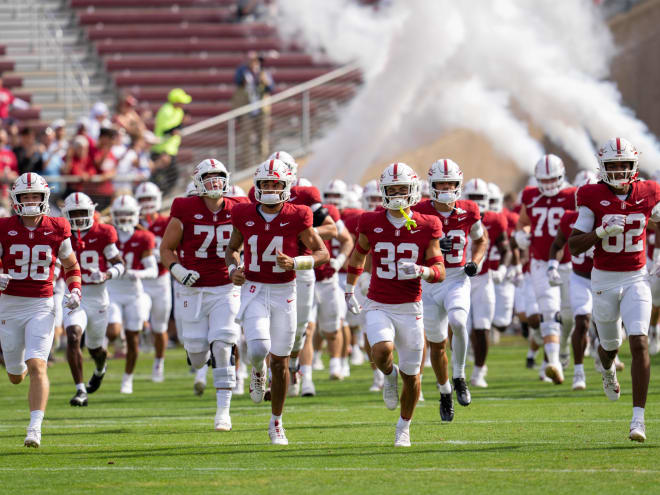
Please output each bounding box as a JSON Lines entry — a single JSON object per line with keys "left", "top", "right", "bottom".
{"left": 429, "top": 264, "right": 442, "bottom": 283}
{"left": 68, "top": 281, "right": 82, "bottom": 293}
{"left": 426, "top": 255, "right": 444, "bottom": 266}
{"left": 354, "top": 242, "right": 369, "bottom": 255}
{"left": 347, "top": 265, "right": 364, "bottom": 276}
{"left": 64, "top": 266, "right": 81, "bottom": 281}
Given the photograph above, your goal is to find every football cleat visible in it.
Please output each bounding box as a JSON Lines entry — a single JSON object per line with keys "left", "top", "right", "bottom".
{"left": 383, "top": 365, "right": 399, "bottom": 410}
{"left": 439, "top": 393, "right": 454, "bottom": 422}
{"left": 526, "top": 357, "right": 536, "bottom": 369}
{"left": 249, "top": 363, "right": 267, "bottom": 403}
{"left": 69, "top": 389, "right": 88, "bottom": 407}
{"left": 342, "top": 359, "right": 350, "bottom": 378}
{"left": 301, "top": 377, "right": 316, "bottom": 397}
{"left": 572, "top": 370, "right": 586, "bottom": 391}
{"left": 119, "top": 376, "right": 133, "bottom": 394}
{"left": 24, "top": 427, "right": 41, "bottom": 448}
{"left": 214, "top": 414, "right": 232, "bottom": 432}
{"left": 470, "top": 374, "right": 488, "bottom": 388}
{"left": 152, "top": 362, "right": 164, "bottom": 383}
{"left": 629, "top": 419, "right": 646, "bottom": 443}
{"left": 329, "top": 359, "right": 344, "bottom": 381}
{"left": 269, "top": 421, "right": 288, "bottom": 445}
{"left": 601, "top": 368, "right": 620, "bottom": 401}
{"left": 545, "top": 364, "right": 564, "bottom": 385}
{"left": 394, "top": 425, "right": 411, "bottom": 447}
{"left": 452, "top": 378, "right": 471, "bottom": 406}
{"left": 86, "top": 371, "right": 105, "bottom": 394}
{"left": 350, "top": 346, "right": 365, "bottom": 366}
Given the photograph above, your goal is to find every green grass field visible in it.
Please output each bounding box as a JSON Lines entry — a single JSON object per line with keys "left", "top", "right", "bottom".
{"left": 1, "top": 336, "right": 658, "bottom": 494}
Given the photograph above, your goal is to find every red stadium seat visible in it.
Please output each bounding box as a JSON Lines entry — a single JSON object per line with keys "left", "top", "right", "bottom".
{"left": 72, "top": 0, "right": 235, "bottom": 7}
{"left": 79, "top": 8, "right": 232, "bottom": 25}
{"left": 105, "top": 54, "right": 321, "bottom": 71}
{"left": 0, "top": 60, "right": 15, "bottom": 72}
{"left": 86, "top": 23, "right": 275, "bottom": 40}
{"left": 95, "top": 38, "right": 285, "bottom": 55}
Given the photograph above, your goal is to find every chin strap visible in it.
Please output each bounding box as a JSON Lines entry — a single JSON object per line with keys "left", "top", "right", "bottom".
{"left": 399, "top": 207, "right": 417, "bottom": 231}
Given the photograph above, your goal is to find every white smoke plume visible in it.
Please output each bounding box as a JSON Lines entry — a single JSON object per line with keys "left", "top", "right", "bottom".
{"left": 275, "top": 0, "right": 660, "bottom": 184}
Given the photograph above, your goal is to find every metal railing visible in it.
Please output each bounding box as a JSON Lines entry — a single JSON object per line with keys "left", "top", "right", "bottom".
{"left": 179, "top": 62, "right": 361, "bottom": 182}
{"left": 26, "top": 0, "right": 90, "bottom": 119}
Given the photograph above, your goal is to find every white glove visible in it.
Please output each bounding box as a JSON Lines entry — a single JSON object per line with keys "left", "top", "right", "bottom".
{"left": 345, "top": 284, "right": 361, "bottom": 315}
{"left": 491, "top": 264, "right": 507, "bottom": 284}
{"left": 64, "top": 288, "right": 82, "bottom": 310}
{"left": 0, "top": 273, "right": 12, "bottom": 291}
{"left": 546, "top": 259, "right": 562, "bottom": 286}
{"left": 596, "top": 214, "right": 625, "bottom": 238}
{"left": 506, "top": 264, "right": 523, "bottom": 287}
{"left": 88, "top": 269, "right": 105, "bottom": 284}
{"left": 358, "top": 272, "right": 371, "bottom": 296}
{"left": 170, "top": 263, "right": 200, "bottom": 287}
{"left": 513, "top": 230, "right": 531, "bottom": 249}
{"left": 329, "top": 253, "right": 347, "bottom": 272}
{"left": 397, "top": 260, "right": 423, "bottom": 279}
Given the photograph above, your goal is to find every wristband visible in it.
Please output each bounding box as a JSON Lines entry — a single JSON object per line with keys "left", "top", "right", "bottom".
{"left": 429, "top": 264, "right": 443, "bottom": 283}
{"left": 64, "top": 265, "right": 81, "bottom": 283}
{"left": 345, "top": 283, "right": 355, "bottom": 294}
{"left": 68, "top": 280, "right": 82, "bottom": 293}
{"left": 228, "top": 264, "right": 237, "bottom": 275}
{"left": 426, "top": 255, "right": 444, "bottom": 266}
{"left": 347, "top": 265, "right": 364, "bottom": 276}
{"left": 107, "top": 262, "right": 125, "bottom": 280}
{"left": 547, "top": 259, "right": 559, "bottom": 270}
{"left": 293, "top": 255, "right": 314, "bottom": 270}
{"left": 334, "top": 253, "right": 347, "bottom": 267}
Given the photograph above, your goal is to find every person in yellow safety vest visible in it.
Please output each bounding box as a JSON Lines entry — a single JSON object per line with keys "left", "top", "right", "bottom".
{"left": 150, "top": 88, "right": 191, "bottom": 193}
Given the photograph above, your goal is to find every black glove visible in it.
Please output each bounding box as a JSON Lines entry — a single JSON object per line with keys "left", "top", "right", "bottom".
{"left": 313, "top": 206, "right": 329, "bottom": 227}
{"left": 439, "top": 236, "right": 453, "bottom": 254}
{"left": 464, "top": 262, "right": 478, "bottom": 277}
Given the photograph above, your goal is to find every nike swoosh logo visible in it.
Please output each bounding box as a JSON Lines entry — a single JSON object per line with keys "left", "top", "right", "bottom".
{"left": 410, "top": 230, "right": 420, "bottom": 234}
{"left": 557, "top": 198, "right": 566, "bottom": 202}
{"left": 457, "top": 216, "right": 466, "bottom": 221}
{"left": 636, "top": 199, "right": 644, "bottom": 205}
{"left": 88, "top": 239, "right": 97, "bottom": 243}
{"left": 280, "top": 222, "right": 290, "bottom": 227}
{"left": 44, "top": 231, "right": 53, "bottom": 236}
{"left": 286, "top": 298, "right": 294, "bottom": 303}
{"left": 416, "top": 316, "right": 422, "bottom": 320}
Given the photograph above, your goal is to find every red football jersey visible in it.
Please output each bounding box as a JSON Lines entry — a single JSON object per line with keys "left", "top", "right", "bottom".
{"left": 521, "top": 186, "right": 576, "bottom": 261}
{"left": 232, "top": 201, "right": 313, "bottom": 283}
{"left": 359, "top": 209, "right": 443, "bottom": 304}
{"left": 315, "top": 204, "right": 342, "bottom": 281}
{"left": 577, "top": 181, "right": 660, "bottom": 272}
{"left": 116, "top": 229, "right": 155, "bottom": 270}
{"left": 503, "top": 208, "right": 519, "bottom": 236}
{"left": 145, "top": 214, "right": 170, "bottom": 276}
{"left": 412, "top": 199, "right": 479, "bottom": 269}
{"left": 0, "top": 215, "right": 71, "bottom": 298}
{"left": 559, "top": 210, "right": 593, "bottom": 273}
{"left": 71, "top": 221, "right": 118, "bottom": 285}
{"left": 480, "top": 211, "right": 508, "bottom": 273}
{"left": 170, "top": 195, "right": 249, "bottom": 287}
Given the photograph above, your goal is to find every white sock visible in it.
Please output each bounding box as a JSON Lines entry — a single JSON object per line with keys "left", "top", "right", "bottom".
{"left": 632, "top": 407, "right": 645, "bottom": 422}
{"left": 76, "top": 382, "right": 87, "bottom": 393}
{"left": 374, "top": 368, "right": 384, "bottom": 380}
{"left": 438, "top": 380, "right": 451, "bottom": 394}
{"left": 574, "top": 364, "right": 584, "bottom": 375}
{"left": 270, "top": 414, "right": 282, "bottom": 427}
{"left": 94, "top": 365, "right": 106, "bottom": 376}
{"left": 473, "top": 365, "right": 483, "bottom": 377}
{"left": 397, "top": 416, "right": 411, "bottom": 430}
{"left": 329, "top": 357, "right": 341, "bottom": 369}
{"left": 29, "top": 410, "right": 44, "bottom": 430}
{"left": 544, "top": 342, "right": 560, "bottom": 365}
{"left": 216, "top": 389, "right": 232, "bottom": 418}
{"left": 342, "top": 357, "right": 349, "bottom": 367}
{"left": 154, "top": 357, "right": 163, "bottom": 368}
{"left": 122, "top": 373, "right": 133, "bottom": 382}
{"left": 313, "top": 351, "right": 322, "bottom": 361}
{"left": 352, "top": 344, "right": 361, "bottom": 355}
{"left": 300, "top": 364, "right": 312, "bottom": 381}
{"left": 195, "top": 365, "right": 208, "bottom": 383}
{"left": 527, "top": 349, "right": 537, "bottom": 359}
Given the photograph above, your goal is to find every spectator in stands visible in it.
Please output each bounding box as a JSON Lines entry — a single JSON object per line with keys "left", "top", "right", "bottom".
{"left": 0, "top": 128, "right": 18, "bottom": 200}
{"left": 151, "top": 88, "right": 191, "bottom": 194}
{"left": 40, "top": 127, "right": 65, "bottom": 197}
{"left": 49, "top": 119, "right": 69, "bottom": 160}
{"left": 232, "top": 52, "right": 274, "bottom": 166}
{"left": 115, "top": 134, "right": 152, "bottom": 192}
{"left": 6, "top": 120, "right": 20, "bottom": 148}
{"left": 62, "top": 136, "right": 94, "bottom": 195}
{"left": 0, "top": 77, "right": 29, "bottom": 123}
{"left": 114, "top": 94, "right": 151, "bottom": 141}
{"left": 88, "top": 101, "right": 112, "bottom": 141}
{"left": 235, "top": 0, "right": 260, "bottom": 21}
{"left": 13, "top": 127, "right": 43, "bottom": 174}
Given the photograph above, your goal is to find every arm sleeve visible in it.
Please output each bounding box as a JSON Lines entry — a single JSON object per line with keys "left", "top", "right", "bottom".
{"left": 573, "top": 206, "right": 595, "bottom": 233}
{"left": 131, "top": 255, "right": 158, "bottom": 279}
{"left": 104, "top": 243, "right": 120, "bottom": 260}
{"left": 470, "top": 220, "right": 484, "bottom": 240}
{"left": 58, "top": 238, "right": 73, "bottom": 259}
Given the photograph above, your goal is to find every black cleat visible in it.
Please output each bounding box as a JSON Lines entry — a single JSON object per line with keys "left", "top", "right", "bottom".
{"left": 452, "top": 377, "right": 471, "bottom": 406}
{"left": 526, "top": 357, "right": 535, "bottom": 369}
{"left": 439, "top": 393, "right": 454, "bottom": 422}
{"left": 87, "top": 371, "right": 105, "bottom": 394}
{"left": 70, "top": 389, "right": 88, "bottom": 407}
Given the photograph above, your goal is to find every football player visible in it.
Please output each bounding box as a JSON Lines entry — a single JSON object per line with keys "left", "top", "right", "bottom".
{"left": 514, "top": 155, "right": 576, "bottom": 384}
{"left": 161, "top": 159, "right": 249, "bottom": 431}
{"left": 62, "top": 192, "right": 124, "bottom": 406}
{"left": 412, "top": 160, "right": 487, "bottom": 421}
{"left": 135, "top": 181, "right": 171, "bottom": 382}
{"left": 0, "top": 173, "right": 82, "bottom": 447}
{"left": 106, "top": 195, "right": 157, "bottom": 394}
{"left": 226, "top": 158, "right": 329, "bottom": 445}
{"left": 345, "top": 163, "right": 445, "bottom": 446}
{"left": 569, "top": 137, "right": 659, "bottom": 442}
